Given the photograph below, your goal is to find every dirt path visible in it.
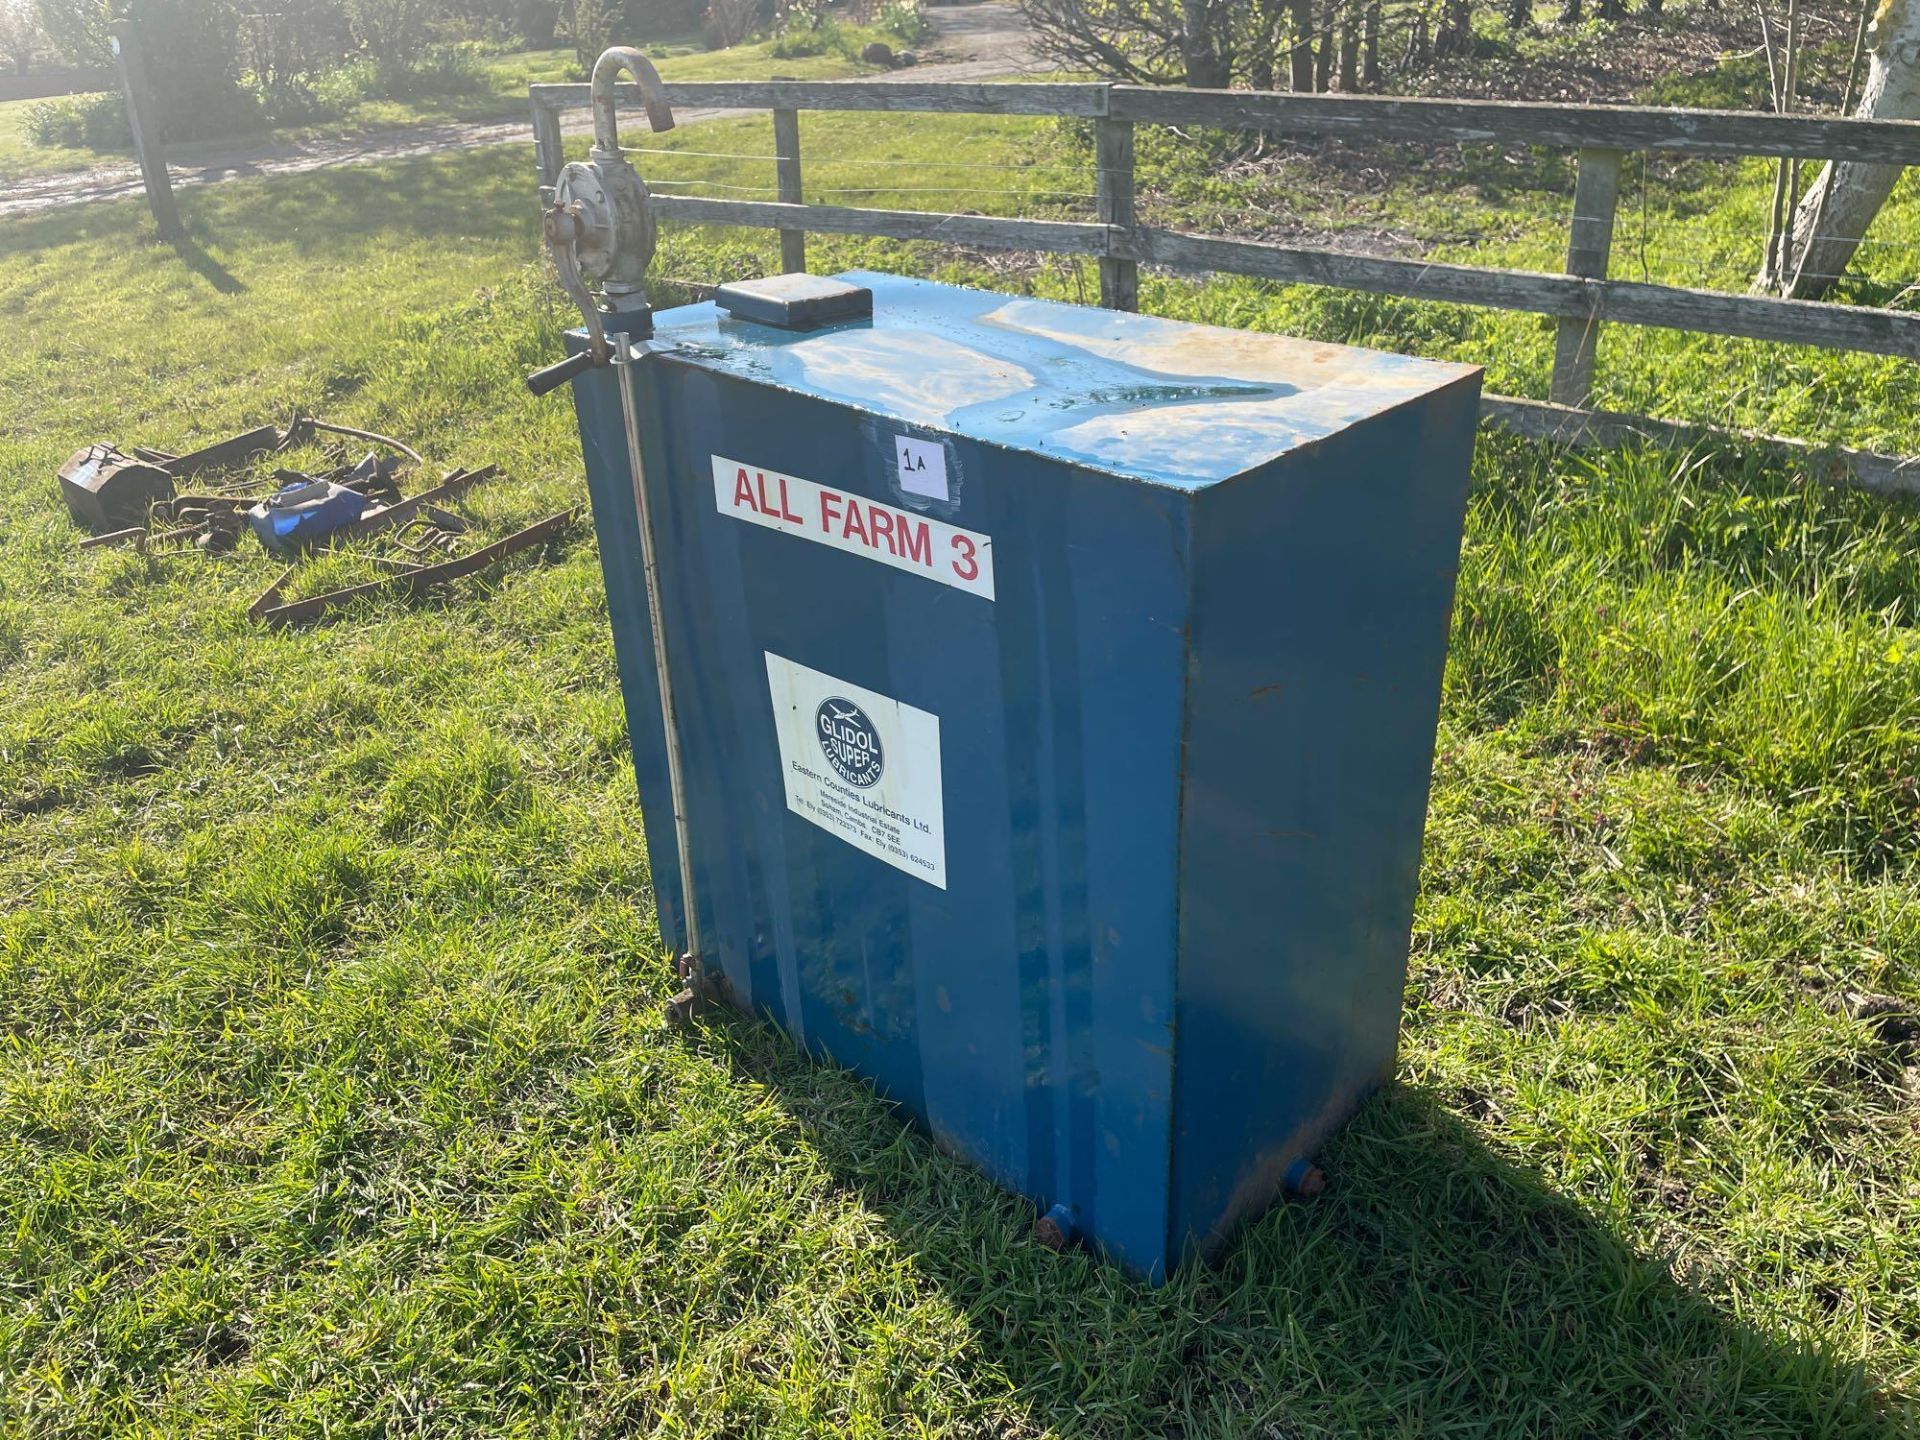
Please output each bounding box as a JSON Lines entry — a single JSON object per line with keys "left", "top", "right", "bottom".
{"left": 0, "top": 4, "right": 1040, "bottom": 222}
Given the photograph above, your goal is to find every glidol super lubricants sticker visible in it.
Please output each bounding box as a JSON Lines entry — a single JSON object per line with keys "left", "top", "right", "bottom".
{"left": 764, "top": 652, "right": 946, "bottom": 888}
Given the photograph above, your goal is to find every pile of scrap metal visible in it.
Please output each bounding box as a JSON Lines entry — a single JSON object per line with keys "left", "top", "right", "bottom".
{"left": 58, "top": 417, "right": 575, "bottom": 627}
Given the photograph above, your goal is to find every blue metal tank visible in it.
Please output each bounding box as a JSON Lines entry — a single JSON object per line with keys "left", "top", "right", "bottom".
{"left": 564, "top": 271, "right": 1481, "bottom": 1280}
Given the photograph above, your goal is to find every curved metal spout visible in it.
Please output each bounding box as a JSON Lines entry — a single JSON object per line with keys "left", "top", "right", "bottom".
{"left": 590, "top": 46, "right": 675, "bottom": 156}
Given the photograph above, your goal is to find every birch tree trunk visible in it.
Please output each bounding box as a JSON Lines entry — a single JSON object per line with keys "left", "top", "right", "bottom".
{"left": 1782, "top": 0, "right": 1920, "bottom": 298}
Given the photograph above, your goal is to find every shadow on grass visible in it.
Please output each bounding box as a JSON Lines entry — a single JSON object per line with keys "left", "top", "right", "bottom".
{"left": 0, "top": 148, "right": 539, "bottom": 269}
{"left": 171, "top": 230, "right": 246, "bottom": 294}
{"left": 712, "top": 1011, "right": 1911, "bottom": 1436}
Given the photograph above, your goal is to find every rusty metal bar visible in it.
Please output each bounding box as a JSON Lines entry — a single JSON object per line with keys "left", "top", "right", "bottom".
{"left": 254, "top": 509, "right": 577, "bottom": 627}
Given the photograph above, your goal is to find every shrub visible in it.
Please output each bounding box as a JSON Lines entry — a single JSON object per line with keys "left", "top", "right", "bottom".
{"left": 344, "top": 0, "right": 435, "bottom": 83}
{"left": 305, "top": 56, "right": 382, "bottom": 111}
{"left": 246, "top": 74, "right": 350, "bottom": 126}
{"left": 571, "top": 0, "right": 623, "bottom": 68}
{"left": 702, "top": 0, "right": 765, "bottom": 48}
{"left": 386, "top": 40, "right": 488, "bottom": 96}
{"left": 236, "top": 0, "right": 353, "bottom": 96}
{"left": 513, "top": 0, "right": 562, "bottom": 46}
{"left": 34, "top": 0, "right": 259, "bottom": 140}
{"left": 21, "top": 90, "right": 130, "bottom": 150}
{"left": 875, "top": 0, "right": 928, "bottom": 44}
{"left": 769, "top": 12, "right": 847, "bottom": 56}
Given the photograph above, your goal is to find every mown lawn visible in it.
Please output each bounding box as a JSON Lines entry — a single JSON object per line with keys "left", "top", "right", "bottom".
{"left": 3, "top": 104, "right": 1920, "bottom": 1437}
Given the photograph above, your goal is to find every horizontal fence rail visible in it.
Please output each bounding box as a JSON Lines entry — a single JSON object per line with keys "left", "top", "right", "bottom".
{"left": 529, "top": 78, "right": 1920, "bottom": 494}
{"left": 537, "top": 80, "right": 1920, "bottom": 164}
{"left": 1106, "top": 89, "right": 1920, "bottom": 164}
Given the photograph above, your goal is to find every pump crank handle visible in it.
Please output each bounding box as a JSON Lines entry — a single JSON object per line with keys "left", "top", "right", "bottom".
{"left": 526, "top": 351, "right": 600, "bottom": 397}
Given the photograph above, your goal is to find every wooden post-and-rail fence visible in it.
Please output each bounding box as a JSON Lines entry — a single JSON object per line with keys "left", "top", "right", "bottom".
{"left": 529, "top": 79, "right": 1920, "bottom": 494}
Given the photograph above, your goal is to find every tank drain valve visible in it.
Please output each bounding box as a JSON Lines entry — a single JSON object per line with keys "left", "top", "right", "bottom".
{"left": 1034, "top": 1202, "right": 1079, "bottom": 1251}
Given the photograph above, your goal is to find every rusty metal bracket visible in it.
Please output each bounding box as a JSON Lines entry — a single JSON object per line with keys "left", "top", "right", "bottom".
{"left": 78, "top": 526, "right": 149, "bottom": 550}
{"left": 664, "top": 952, "right": 726, "bottom": 1026}
{"left": 253, "top": 509, "right": 577, "bottom": 627}
{"left": 159, "top": 425, "right": 280, "bottom": 481}
{"left": 248, "top": 565, "right": 296, "bottom": 621}
{"left": 333, "top": 465, "right": 496, "bottom": 546}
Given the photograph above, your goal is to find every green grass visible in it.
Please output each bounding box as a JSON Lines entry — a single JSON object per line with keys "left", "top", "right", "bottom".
{"left": 4, "top": 102, "right": 1920, "bottom": 1435}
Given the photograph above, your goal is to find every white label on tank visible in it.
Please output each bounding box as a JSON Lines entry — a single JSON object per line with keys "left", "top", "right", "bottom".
{"left": 764, "top": 652, "right": 947, "bottom": 890}
{"left": 713, "top": 455, "right": 993, "bottom": 601}
{"left": 894, "top": 436, "right": 949, "bottom": 502}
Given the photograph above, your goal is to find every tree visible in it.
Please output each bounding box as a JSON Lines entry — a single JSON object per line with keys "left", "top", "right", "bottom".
{"left": 344, "top": 0, "right": 434, "bottom": 79}
{"left": 702, "top": 0, "right": 759, "bottom": 45}
{"left": 1776, "top": 0, "right": 1920, "bottom": 298}
{"left": 1019, "top": 0, "right": 1237, "bottom": 86}
{"left": 238, "top": 2, "right": 352, "bottom": 100}
{"left": 32, "top": 0, "right": 109, "bottom": 64}
{"left": 1435, "top": 0, "right": 1474, "bottom": 53}
{"left": 36, "top": 0, "right": 248, "bottom": 136}
{"left": 571, "top": 0, "right": 618, "bottom": 65}
{"left": 0, "top": 0, "right": 38, "bottom": 72}
{"left": 513, "top": 0, "right": 560, "bottom": 45}
{"left": 1284, "top": 0, "right": 1313, "bottom": 88}
{"left": 442, "top": 0, "right": 564, "bottom": 44}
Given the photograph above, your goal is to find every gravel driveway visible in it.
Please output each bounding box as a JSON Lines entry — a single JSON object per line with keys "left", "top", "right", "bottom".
{"left": 0, "top": 4, "right": 1042, "bottom": 221}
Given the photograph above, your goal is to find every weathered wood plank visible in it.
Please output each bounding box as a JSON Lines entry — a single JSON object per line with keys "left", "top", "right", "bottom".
{"left": 1598, "top": 276, "right": 1920, "bottom": 359}
{"left": 1108, "top": 87, "right": 1920, "bottom": 164}
{"left": 542, "top": 78, "right": 1920, "bottom": 165}
{"left": 1120, "top": 228, "right": 1920, "bottom": 359}
{"left": 649, "top": 194, "right": 1108, "bottom": 254}
{"left": 1117, "top": 228, "right": 1584, "bottom": 313}
{"left": 110, "top": 15, "right": 181, "bottom": 241}
{"left": 530, "top": 95, "right": 565, "bottom": 192}
{"left": 648, "top": 201, "right": 1920, "bottom": 359}
{"left": 535, "top": 78, "right": 1920, "bottom": 163}
{"left": 772, "top": 107, "right": 806, "bottom": 274}
{"left": 533, "top": 80, "right": 1109, "bottom": 116}
{"left": 1481, "top": 395, "right": 1920, "bottom": 497}
{"left": 1550, "top": 147, "right": 1622, "bottom": 406}
{"left": 1095, "top": 117, "right": 1138, "bottom": 312}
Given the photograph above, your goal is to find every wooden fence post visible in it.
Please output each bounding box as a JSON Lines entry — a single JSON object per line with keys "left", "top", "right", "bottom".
{"left": 1095, "top": 116, "right": 1138, "bottom": 311}
{"left": 108, "top": 13, "right": 181, "bottom": 242}
{"left": 773, "top": 107, "right": 806, "bottom": 274}
{"left": 1549, "top": 146, "right": 1622, "bottom": 407}
{"left": 531, "top": 96, "right": 565, "bottom": 198}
